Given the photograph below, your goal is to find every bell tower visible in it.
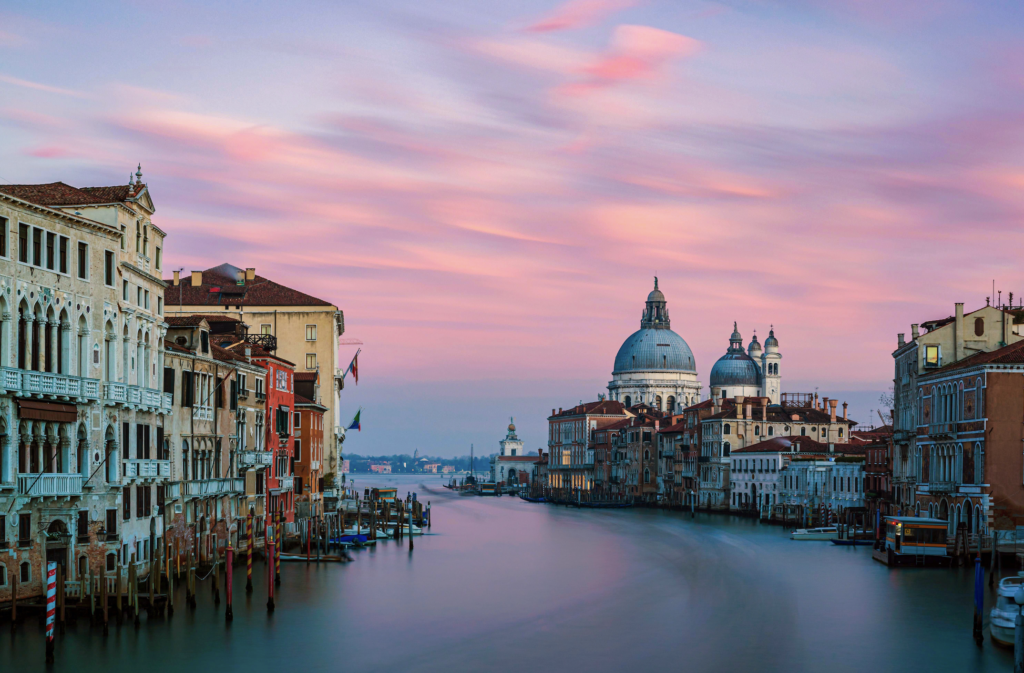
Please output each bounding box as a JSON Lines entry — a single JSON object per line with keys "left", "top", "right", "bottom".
{"left": 761, "top": 326, "right": 781, "bottom": 404}
{"left": 640, "top": 277, "right": 670, "bottom": 329}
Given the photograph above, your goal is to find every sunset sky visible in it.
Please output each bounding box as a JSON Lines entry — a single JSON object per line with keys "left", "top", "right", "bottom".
{"left": 3, "top": 1, "right": 1024, "bottom": 457}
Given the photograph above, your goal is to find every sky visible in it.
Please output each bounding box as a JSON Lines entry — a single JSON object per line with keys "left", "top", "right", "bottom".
{"left": 3, "top": 1, "right": 1024, "bottom": 457}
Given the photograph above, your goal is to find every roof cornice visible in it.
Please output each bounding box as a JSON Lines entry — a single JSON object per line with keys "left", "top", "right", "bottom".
{"left": 0, "top": 192, "right": 119, "bottom": 238}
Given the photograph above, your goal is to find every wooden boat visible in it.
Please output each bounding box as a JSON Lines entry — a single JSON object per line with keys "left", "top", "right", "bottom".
{"left": 577, "top": 501, "right": 632, "bottom": 509}
{"left": 519, "top": 495, "right": 546, "bottom": 503}
{"left": 829, "top": 538, "right": 873, "bottom": 546}
{"left": 790, "top": 527, "right": 839, "bottom": 541}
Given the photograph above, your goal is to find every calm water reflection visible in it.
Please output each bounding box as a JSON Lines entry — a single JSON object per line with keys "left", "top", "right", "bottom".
{"left": 4, "top": 474, "right": 1012, "bottom": 671}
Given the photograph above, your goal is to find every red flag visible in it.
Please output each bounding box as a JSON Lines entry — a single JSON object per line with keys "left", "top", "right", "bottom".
{"left": 351, "top": 353, "right": 358, "bottom": 385}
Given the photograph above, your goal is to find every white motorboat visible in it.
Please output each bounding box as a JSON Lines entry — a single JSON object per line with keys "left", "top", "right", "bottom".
{"left": 790, "top": 526, "right": 839, "bottom": 541}
{"left": 991, "top": 574, "right": 1024, "bottom": 646}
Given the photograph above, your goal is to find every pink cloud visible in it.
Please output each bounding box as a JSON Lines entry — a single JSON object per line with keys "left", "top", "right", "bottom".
{"left": 560, "top": 25, "right": 701, "bottom": 95}
{"left": 25, "top": 145, "right": 71, "bottom": 158}
{"left": 526, "top": 0, "right": 637, "bottom": 33}
{"left": 0, "top": 74, "right": 90, "bottom": 98}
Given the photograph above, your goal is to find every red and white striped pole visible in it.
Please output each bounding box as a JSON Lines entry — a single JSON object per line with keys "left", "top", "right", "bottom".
{"left": 45, "top": 561, "right": 56, "bottom": 663}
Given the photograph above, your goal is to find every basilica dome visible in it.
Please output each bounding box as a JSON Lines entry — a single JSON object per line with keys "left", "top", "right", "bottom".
{"left": 710, "top": 322, "right": 762, "bottom": 387}
{"left": 613, "top": 328, "right": 696, "bottom": 374}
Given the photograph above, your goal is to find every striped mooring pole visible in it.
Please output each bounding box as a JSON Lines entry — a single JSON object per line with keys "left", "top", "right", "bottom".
{"left": 45, "top": 561, "right": 57, "bottom": 663}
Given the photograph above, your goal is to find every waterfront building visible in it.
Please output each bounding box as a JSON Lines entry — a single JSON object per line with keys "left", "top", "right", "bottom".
{"left": 852, "top": 426, "right": 893, "bottom": 524}
{"left": 0, "top": 173, "right": 171, "bottom": 603}
{"left": 370, "top": 463, "right": 391, "bottom": 474}
{"left": 162, "top": 316, "right": 248, "bottom": 563}
{"left": 607, "top": 279, "right": 701, "bottom": 413}
{"left": 699, "top": 393, "right": 854, "bottom": 510}
{"left": 165, "top": 264, "right": 346, "bottom": 485}
{"left": 491, "top": 418, "right": 535, "bottom": 486}
{"left": 247, "top": 345, "right": 296, "bottom": 523}
{"left": 891, "top": 301, "right": 1023, "bottom": 528}
{"left": 546, "top": 401, "right": 630, "bottom": 492}
{"left": 607, "top": 411, "right": 666, "bottom": 500}
{"left": 708, "top": 323, "right": 782, "bottom": 404}
{"left": 911, "top": 337, "right": 1024, "bottom": 537}
{"left": 294, "top": 393, "right": 327, "bottom": 518}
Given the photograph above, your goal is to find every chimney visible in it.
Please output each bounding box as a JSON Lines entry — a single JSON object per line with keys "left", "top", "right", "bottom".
{"left": 558, "top": 408, "right": 562, "bottom": 414}
{"left": 246, "top": 267, "right": 256, "bottom": 281}
{"left": 552, "top": 408, "right": 556, "bottom": 417}
{"left": 713, "top": 391, "right": 721, "bottom": 414}
{"left": 745, "top": 403, "right": 752, "bottom": 420}
{"left": 897, "top": 333, "right": 905, "bottom": 347}
{"left": 829, "top": 399, "right": 837, "bottom": 423}
{"left": 736, "top": 395, "right": 745, "bottom": 419}
{"left": 761, "top": 397, "right": 768, "bottom": 421}
{"left": 173, "top": 270, "right": 180, "bottom": 286}
{"left": 911, "top": 324, "right": 919, "bottom": 340}
{"left": 955, "top": 302, "right": 964, "bottom": 361}
{"left": 191, "top": 270, "right": 203, "bottom": 286}
{"left": 813, "top": 392, "right": 819, "bottom": 410}
{"left": 823, "top": 397, "right": 829, "bottom": 414}
{"left": 842, "top": 401, "right": 848, "bottom": 421}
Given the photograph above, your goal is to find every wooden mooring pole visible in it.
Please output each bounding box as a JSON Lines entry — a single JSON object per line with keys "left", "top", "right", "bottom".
{"left": 225, "top": 543, "right": 234, "bottom": 622}
{"left": 266, "top": 527, "right": 276, "bottom": 613}
{"left": 246, "top": 510, "right": 254, "bottom": 594}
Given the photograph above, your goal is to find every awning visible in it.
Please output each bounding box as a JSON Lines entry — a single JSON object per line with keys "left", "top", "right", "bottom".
{"left": 16, "top": 399, "right": 78, "bottom": 423}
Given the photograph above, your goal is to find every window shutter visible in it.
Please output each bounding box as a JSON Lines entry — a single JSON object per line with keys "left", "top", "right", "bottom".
{"left": 137, "top": 425, "right": 144, "bottom": 462}
{"left": 144, "top": 426, "right": 151, "bottom": 460}
{"left": 230, "top": 379, "right": 238, "bottom": 411}
{"left": 156, "top": 426, "right": 164, "bottom": 460}
{"left": 164, "top": 367, "right": 175, "bottom": 398}
{"left": 123, "top": 422, "right": 131, "bottom": 460}
{"left": 182, "top": 370, "right": 193, "bottom": 408}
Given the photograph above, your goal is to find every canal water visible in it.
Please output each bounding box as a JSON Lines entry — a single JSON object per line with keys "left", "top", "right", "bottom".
{"left": 4, "top": 474, "right": 1012, "bottom": 671}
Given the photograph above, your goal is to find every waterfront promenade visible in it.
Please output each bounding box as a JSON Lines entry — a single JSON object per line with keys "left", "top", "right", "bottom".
{"left": 5, "top": 474, "right": 1011, "bottom": 671}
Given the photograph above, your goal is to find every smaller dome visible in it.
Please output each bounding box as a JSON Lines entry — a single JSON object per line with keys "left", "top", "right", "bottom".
{"left": 730, "top": 321, "right": 741, "bottom": 343}
{"left": 647, "top": 276, "right": 665, "bottom": 303}
{"left": 747, "top": 333, "right": 762, "bottom": 357}
{"left": 765, "top": 326, "right": 779, "bottom": 350}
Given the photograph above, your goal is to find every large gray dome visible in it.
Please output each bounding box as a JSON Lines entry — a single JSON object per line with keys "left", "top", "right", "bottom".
{"left": 613, "top": 328, "right": 696, "bottom": 374}
{"left": 710, "top": 352, "right": 761, "bottom": 387}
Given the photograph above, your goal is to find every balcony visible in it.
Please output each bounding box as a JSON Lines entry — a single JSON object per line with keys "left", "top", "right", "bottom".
{"left": 255, "top": 391, "right": 266, "bottom": 402}
{"left": 245, "top": 333, "right": 277, "bottom": 352}
{"left": 103, "top": 383, "right": 173, "bottom": 412}
{"left": 18, "top": 473, "right": 83, "bottom": 497}
{"left": 239, "top": 450, "right": 272, "bottom": 466}
{"left": 893, "top": 429, "right": 911, "bottom": 442}
{"left": 929, "top": 480, "right": 957, "bottom": 494}
{"left": 182, "top": 478, "right": 243, "bottom": 498}
{"left": 1, "top": 368, "right": 100, "bottom": 402}
{"left": 123, "top": 459, "right": 170, "bottom": 480}
{"left": 310, "top": 460, "right": 321, "bottom": 472}
{"left": 167, "top": 482, "right": 181, "bottom": 500}
{"left": 238, "top": 388, "right": 250, "bottom": 400}
{"left": 192, "top": 406, "right": 213, "bottom": 421}
{"left": 927, "top": 423, "right": 955, "bottom": 439}
{"left": 278, "top": 476, "right": 294, "bottom": 491}
{"left": 698, "top": 456, "right": 711, "bottom": 463}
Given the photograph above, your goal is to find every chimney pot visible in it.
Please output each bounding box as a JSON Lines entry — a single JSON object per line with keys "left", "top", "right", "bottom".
{"left": 191, "top": 270, "right": 203, "bottom": 286}
{"left": 246, "top": 267, "right": 256, "bottom": 281}
{"left": 173, "top": 270, "right": 180, "bottom": 286}
{"left": 898, "top": 333, "right": 905, "bottom": 347}
{"left": 829, "top": 399, "right": 837, "bottom": 423}
{"left": 955, "top": 302, "right": 965, "bottom": 362}
{"left": 911, "top": 324, "right": 920, "bottom": 340}
{"left": 842, "top": 401, "right": 848, "bottom": 421}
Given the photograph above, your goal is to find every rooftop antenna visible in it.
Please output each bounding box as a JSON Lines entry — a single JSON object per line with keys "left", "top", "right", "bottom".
{"left": 176, "top": 267, "right": 185, "bottom": 314}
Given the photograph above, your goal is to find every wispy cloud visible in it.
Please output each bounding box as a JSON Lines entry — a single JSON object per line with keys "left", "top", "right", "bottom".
{"left": 525, "top": 0, "right": 638, "bottom": 33}
{"left": 0, "top": 74, "right": 91, "bottom": 99}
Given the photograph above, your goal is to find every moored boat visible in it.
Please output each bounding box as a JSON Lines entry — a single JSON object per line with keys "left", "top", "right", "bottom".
{"left": 791, "top": 527, "right": 839, "bottom": 541}
{"left": 830, "top": 538, "right": 873, "bottom": 546}
{"left": 991, "top": 574, "right": 1024, "bottom": 646}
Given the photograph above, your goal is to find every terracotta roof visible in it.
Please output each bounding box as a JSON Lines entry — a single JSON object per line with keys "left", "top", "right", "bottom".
{"left": 495, "top": 456, "right": 539, "bottom": 461}
{"left": 549, "top": 400, "right": 628, "bottom": 418}
{"left": 658, "top": 420, "right": 687, "bottom": 433}
{"left": 211, "top": 343, "right": 248, "bottom": 364}
{"left": 929, "top": 339, "right": 1024, "bottom": 374}
{"left": 165, "top": 316, "right": 208, "bottom": 327}
{"left": 295, "top": 372, "right": 318, "bottom": 382}
{"left": 732, "top": 436, "right": 864, "bottom": 455}
{"left": 163, "top": 339, "right": 192, "bottom": 354}
{"left": 164, "top": 263, "right": 333, "bottom": 308}
{"left": 0, "top": 181, "right": 142, "bottom": 207}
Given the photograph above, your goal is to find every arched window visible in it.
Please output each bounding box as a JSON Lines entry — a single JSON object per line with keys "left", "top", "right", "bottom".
{"left": 723, "top": 442, "right": 731, "bottom": 456}
{"left": 754, "top": 426, "right": 760, "bottom": 436}
{"left": 644, "top": 449, "right": 650, "bottom": 460}
{"left": 800, "top": 427, "right": 806, "bottom": 436}
{"left": 643, "top": 468, "right": 650, "bottom": 484}
{"left": 975, "top": 317, "right": 984, "bottom": 336}
{"left": 655, "top": 395, "right": 663, "bottom": 411}
{"left": 838, "top": 427, "right": 844, "bottom": 438}
{"left": 723, "top": 423, "right": 731, "bottom": 435}
{"left": 624, "top": 395, "right": 631, "bottom": 408}
{"left": 768, "top": 426, "right": 774, "bottom": 436}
